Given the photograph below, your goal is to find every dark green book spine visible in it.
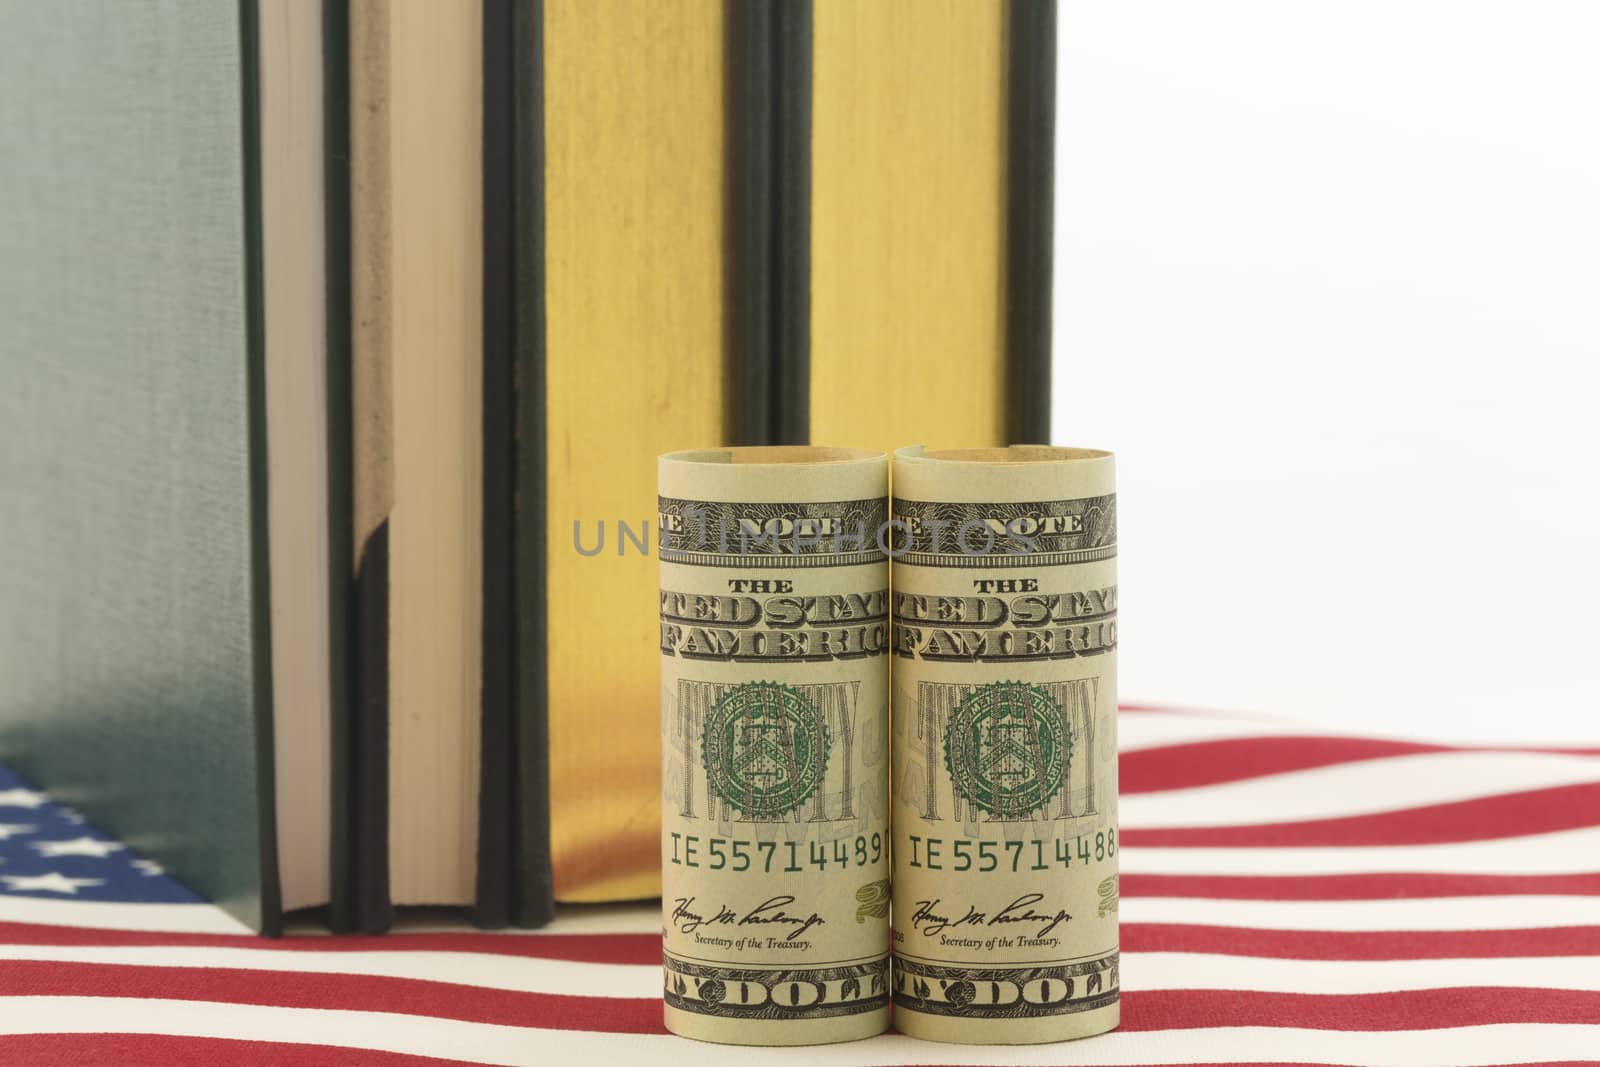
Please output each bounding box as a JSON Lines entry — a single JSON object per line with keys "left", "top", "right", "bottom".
{"left": 238, "top": 0, "right": 284, "bottom": 939}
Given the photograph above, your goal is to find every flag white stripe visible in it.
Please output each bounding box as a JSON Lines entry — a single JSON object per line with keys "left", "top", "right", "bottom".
{"left": 14, "top": 893, "right": 1591, "bottom": 959}
{"left": 1114, "top": 709, "right": 1576, "bottom": 754}
{"left": 114, "top": 892, "right": 1600, "bottom": 947}
{"left": 1117, "top": 711, "right": 1341, "bottom": 752}
{"left": 1123, "top": 893, "right": 1600, "bottom": 930}
{"left": 1123, "top": 824, "right": 1600, "bottom": 875}
{"left": 5, "top": 943, "right": 1597, "bottom": 999}
{"left": 3, "top": 999, "right": 1598, "bottom": 1067}
{"left": 9, "top": 858, "right": 1596, "bottom": 937}
{"left": 1122, "top": 952, "right": 1600, "bottom": 995}
{"left": 1122, "top": 751, "right": 1600, "bottom": 827}
{"left": 529, "top": 897, "right": 1600, "bottom": 937}
{"left": 493, "top": 904, "right": 664, "bottom": 936}
{"left": 391, "top": 905, "right": 665, "bottom": 938}
{"left": 284, "top": 904, "right": 667, "bottom": 939}
{"left": 0, "top": 896, "right": 251, "bottom": 934}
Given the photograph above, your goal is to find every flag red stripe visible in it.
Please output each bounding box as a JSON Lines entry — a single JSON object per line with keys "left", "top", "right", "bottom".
{"left": 0, "top": 961, "right": 665, "bottom": 1034}
{"left": 3, "top": 1041, "right": 1591, "bottom": 1067}
{"left": 1124, "top": 736, "right": 1453, "bottom": 792}
{"left": 1120, "top": 986, "right": 1600, "bottom": 1031}
{"left": 1124, "top": 923, "right": 1600, "bottom": 960}
{"left": 5, "top": 961, "right": 1600, "bottom": 1035}
{"left": 1122, "top": 781, "right": 1600, "bottom": 847}
{"left": 1120, "top": 872, "right": 1600, "bottom": 900}
{"left": 1121, "top": 736, "right": 1600, "bottom": 794}
{"left": 0, "top": 923, "right": 658, "bottom": 966}
{"left": 0, "top": 1034, "right": 478, "bottom": 1066}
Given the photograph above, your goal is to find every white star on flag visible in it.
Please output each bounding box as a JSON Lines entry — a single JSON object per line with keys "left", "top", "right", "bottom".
{"left": 2, "top": 872, "right": 104, "bottom": 895}
{"left": 0, "top": 788, "right": 47, "bottom": 809}
{"left": 131, "top": 858, "right": 165, "bottom": 877}
{"left": 0, "top": 823, "right": 37, "bottom": 840}
{"left": 31, "top": 836, "right": 125, "bottom": 859}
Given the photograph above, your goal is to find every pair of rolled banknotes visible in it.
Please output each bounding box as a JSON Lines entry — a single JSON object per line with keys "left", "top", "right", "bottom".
{"left": 660, "top": 445, "right": 1118, "bottom": 1046}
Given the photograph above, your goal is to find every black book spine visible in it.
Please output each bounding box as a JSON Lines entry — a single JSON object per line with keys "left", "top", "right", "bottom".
{"left": 510, "top": 0, "right": 555, "bottom": 928}
{"left": 475, "top": 0, "right": 517, "bottom": 930}
{"left": 323, "top": 0, "right": 358, "bottom": 936}
{"left": 1005, "top": 0, "right": 1058, "bottom": 444}
{"left": 325, "top": 0, "right": 393, "bottom": 935}
{"left": 348, "top": 521, "right": 393, "bottom": 933}
{"left": 727, "top": 0, "right": 813, "bottom": 446}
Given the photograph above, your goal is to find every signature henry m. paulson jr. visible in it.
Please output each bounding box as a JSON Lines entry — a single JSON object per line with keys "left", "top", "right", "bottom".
{"left": 909, "top": 893, "right": 1073, "bottom": 939}
{"left": 671, "top": 895, "right": 827, "bottom": 941}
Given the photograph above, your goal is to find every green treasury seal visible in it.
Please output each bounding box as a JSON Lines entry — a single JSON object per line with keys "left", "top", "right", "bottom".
{"left": 702, "top": 681, "right": 830, "bottom": 819}
{"left": 944, "top": 681, "right": 1072, "bottom": 819}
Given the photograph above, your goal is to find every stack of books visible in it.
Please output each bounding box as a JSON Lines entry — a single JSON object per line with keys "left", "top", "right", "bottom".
{"left": 0, "top": 0, "right": 1055, "bottom": 934}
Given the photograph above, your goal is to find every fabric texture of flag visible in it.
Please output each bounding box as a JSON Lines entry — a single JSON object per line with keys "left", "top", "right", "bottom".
{"left": 2, "top": 706, "right": 1598, "bottom": 1065}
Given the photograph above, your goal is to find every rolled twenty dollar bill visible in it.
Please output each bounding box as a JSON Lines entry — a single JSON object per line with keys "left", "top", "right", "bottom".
{"left": 659, "top": 447, "right": 891, "bottom": 1045}
{"left": 890, "top": 445, "right": 1119, "bottom": 1044}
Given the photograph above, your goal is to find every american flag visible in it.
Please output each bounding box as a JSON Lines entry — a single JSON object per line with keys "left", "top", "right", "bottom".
{"left": 2, "top": 706, "right": 1598, "bottom": 1065}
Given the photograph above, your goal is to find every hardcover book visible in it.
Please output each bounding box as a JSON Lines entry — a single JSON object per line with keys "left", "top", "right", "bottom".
{"left": 0, "top": 0, "right": 350, "bottom": 934}
{"left": 342, "top": 0, "right": 521, "bottom": 932}
{"left": 0, "top": 0, "right": 1057, "bottom": 930}
{"left": 506, "top": 0, "right": 1057, "bottom": 907}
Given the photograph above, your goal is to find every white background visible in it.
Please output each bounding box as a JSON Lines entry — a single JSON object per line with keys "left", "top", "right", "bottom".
{"left": 1053, "top": 1, "right": 1600, "bottom": 742}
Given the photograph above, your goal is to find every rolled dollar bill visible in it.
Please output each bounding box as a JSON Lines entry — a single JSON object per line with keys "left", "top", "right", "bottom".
{"left": 890, "top": 445, "right": 1119, "bottom": 1044}
{"left": 659, "top": 447, "right": 891, "bottom": 1045}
